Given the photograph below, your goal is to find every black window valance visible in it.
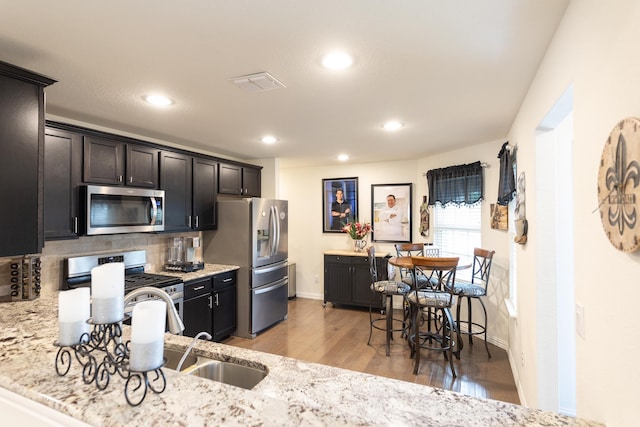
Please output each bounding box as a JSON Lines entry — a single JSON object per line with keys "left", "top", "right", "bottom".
{"left": 426, "top": 161, "right": 484, "bottom": 206}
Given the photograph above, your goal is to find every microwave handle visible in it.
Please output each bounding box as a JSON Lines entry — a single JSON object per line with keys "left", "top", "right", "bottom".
{"left": 150, "top": 197, "right": 158, "bottom": 225}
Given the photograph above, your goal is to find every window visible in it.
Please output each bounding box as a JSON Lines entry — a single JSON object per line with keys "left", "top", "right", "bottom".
{"left": 426, "top": 161, "right": 483, "bottom": 279}
{"left": 433, "top": 204, "right": 481, "bottom": 257}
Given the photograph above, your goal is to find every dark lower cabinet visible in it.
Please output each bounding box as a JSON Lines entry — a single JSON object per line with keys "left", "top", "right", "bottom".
{"left": 212, "top": 271, "right": 237, "bottom": 341}
{"left": 183, "top": 277, "right": 213, "bottom": 338}
{"left": 0, "top": 61, "right": 55, "bottom": 257}
{"left": 182, "top": 271, "right": 237, "bottom": 341}
{"left": 324, "top": 253, "right": 385, "bottom": 309}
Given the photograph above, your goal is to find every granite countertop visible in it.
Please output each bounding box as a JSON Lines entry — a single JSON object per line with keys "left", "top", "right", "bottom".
{"left": 155, "top": 263, "right": 240, "bottom": 281}
{"left": 0, "top": 293, "right": 601, "bottom": 426}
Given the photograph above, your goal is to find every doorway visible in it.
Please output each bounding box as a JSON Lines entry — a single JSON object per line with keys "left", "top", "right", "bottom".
{"left": 534, "top": 86, "right": 576, "bottom": 415}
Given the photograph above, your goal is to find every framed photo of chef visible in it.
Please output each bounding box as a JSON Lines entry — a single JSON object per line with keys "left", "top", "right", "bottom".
{"left": 322, "top": 177, "right": 359, "bottom": 233}
{"left": 371, "top": 183, "right": 412, "bottom": 242}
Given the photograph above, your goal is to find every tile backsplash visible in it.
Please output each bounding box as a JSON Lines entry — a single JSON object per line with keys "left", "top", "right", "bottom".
{"left": 0, "top": 231, "right": 201, "bottom": 298}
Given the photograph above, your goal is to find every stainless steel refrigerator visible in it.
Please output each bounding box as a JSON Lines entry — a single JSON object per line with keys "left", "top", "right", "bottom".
{"left": 203, "top": 198, "right": 288, "bottom": 338}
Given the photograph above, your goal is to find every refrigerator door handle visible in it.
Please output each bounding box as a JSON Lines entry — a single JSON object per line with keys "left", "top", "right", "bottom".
{"left": 270, "top": 205, "right": 278, "bottom": 257}
{"left": 274, "top": 205, "right": 280, "bottom": 258}
{"left": 254, "top": 278, "right": 288, "bottom": 295}
{"left": 254, "top": 260, "right": 289, "bottom": 275}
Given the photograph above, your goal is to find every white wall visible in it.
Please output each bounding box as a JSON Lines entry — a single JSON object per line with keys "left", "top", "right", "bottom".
{"left": 280, "top": 159, "right": 419, "bottom": 300}
{"left": 506, "top": 0, "right": 640, "bottom": 425}
{"left": 280, "top": 138, "right": 511, "bottom": 349}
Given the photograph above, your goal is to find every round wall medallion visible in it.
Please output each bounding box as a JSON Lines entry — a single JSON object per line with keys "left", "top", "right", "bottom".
{"left": 597, "top": 117, "right": 640, "bottom": 252}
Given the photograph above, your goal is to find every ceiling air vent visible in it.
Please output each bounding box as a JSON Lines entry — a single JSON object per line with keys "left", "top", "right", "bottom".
{"left": 230, "top": 72, "right": 286, "bottom": 92}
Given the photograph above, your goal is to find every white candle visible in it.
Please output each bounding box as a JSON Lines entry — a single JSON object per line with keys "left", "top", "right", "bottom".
{"left": 91, "top": 262, "right": 125, "bottom": 324}
{"left": 129, "top": 300, "right": 166, "bottom": 372}
{"left": 58, "top": 288, "right": 90, "bottom": 346}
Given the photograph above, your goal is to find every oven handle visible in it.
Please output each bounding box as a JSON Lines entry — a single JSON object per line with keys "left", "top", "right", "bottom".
{"left": 253, "top": 278, "right": 288, "bottom": 295}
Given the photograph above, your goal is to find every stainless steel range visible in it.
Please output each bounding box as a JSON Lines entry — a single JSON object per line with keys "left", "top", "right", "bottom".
{"left": 64, "top": 250, "right": 184, "bottom": 322}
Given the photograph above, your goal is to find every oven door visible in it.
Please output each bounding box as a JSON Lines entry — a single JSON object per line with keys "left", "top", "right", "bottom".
{"left": 251, "top": 277, "right": 288, "bottom": 335}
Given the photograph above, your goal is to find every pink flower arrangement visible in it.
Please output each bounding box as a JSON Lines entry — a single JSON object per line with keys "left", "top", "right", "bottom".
{"left": 342, "top": 220, "right": 372, "bottom": 240}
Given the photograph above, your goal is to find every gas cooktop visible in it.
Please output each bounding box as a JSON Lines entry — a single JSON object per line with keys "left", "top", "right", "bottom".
{"left": 65, "top": 250, "right": 182, "bottom": 291}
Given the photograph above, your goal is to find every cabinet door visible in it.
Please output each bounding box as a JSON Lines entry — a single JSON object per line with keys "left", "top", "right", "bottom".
{"left": 83, "top": 136, "right": 124, "bottom": 184}
{"left": 193, "top": 157, "right": 217, "bottom": 230}
{"left": 126, "top": 144, "right": 158, "bottom": 188}
{"left": 0, "top": 72, "right": 46, "bottom": 257}
{"left": 160, "top": 151, "right": 192, "bottom": 232}
{"left": 44, "top": 128, "right": 82, "bottom": 240}
{"left": 218, "top": 163, "right": 242, "bottom": 195}
{"left": 183, "top": 277, "right": 213, "bottom": 338}
{"left": 352, "top": 256, "right": 384, "bottom": 309}
{"left": 213, "top": 285, "right": 236, "bottom": 341}
{"left": 242, "top": 167, "right": 261, "bottom": 197}
{"left": 324, "top": 255, "right": 352, "bottom": 304}
{"left": 183, "top": 294, "right": 213, "bottom": 338}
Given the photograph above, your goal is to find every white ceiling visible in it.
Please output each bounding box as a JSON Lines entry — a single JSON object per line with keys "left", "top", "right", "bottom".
{"left": 0, "top": 0, "right": 569, "bottom": 168}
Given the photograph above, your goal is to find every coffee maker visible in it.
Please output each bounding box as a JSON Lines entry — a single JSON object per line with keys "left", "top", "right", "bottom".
{"left": 165, "top": 237, "right": 204, "bottom": 272}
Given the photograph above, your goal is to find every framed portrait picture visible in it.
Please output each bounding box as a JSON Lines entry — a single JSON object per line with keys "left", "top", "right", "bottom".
{"left": 322, "top": 177, "right": 359, "bottom": 233}
{"left": 371, "top": 183, "right": 412, "bottom": 242}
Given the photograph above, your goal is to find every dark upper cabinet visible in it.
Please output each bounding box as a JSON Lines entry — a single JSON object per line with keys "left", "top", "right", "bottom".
{"left": 218, "top": 162, "right": 261, "bottom": 196}
{"left": 160, "top": 151, "right": 192, "bottom": 232}
{"left": 0, "top": 61, "right": 55, "bottom": 257}
{"left": 127, "top": 144, "right": 159, "bottom": 187}
{"left": 83, "top": 136, "right": 158, "bottom": 187}
{"left": 44, "top": 128, "right": 82, "bottom": 240}
{"left": 192, "top": 157, "right": 218, "bottom": 230}
{"left": 160, "top": 152, "right": 217, "bottom": 232}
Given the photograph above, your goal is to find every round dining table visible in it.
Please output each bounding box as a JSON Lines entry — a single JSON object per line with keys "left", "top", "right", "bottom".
{"left": 387, "top": 255, "right": 472, "bottom": 271}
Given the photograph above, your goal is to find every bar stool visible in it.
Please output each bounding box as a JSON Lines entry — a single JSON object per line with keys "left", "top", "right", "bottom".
{"left": 367, "top": 246, "right": 410, "bottom": 356}
{"left": 452, "top": 248, "right": 495, "bottom": 358}
{"left": 406, "top": 256, "right": 459, "bottom": 377}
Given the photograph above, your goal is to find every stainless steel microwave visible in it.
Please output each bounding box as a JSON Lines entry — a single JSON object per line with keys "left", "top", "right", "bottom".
{"left": 82, "top": 185, "right": 165, "bottom": 235}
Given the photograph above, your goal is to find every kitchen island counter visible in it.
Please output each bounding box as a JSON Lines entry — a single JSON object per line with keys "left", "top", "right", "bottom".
{"left": 0, "top": 293, "right": 600, "bottom": 426}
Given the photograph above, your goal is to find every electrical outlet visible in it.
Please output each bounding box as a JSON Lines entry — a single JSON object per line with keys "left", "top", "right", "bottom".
{"left": 314, "top": 274, "right": 319, "bottom": 283}
{"left": 576, "top": 303, "right": 585, "bottom": 338}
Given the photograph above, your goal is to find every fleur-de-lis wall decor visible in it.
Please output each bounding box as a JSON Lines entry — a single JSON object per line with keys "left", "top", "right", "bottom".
{"left": 597, "top": 117, "right": 640, "bottom": 252}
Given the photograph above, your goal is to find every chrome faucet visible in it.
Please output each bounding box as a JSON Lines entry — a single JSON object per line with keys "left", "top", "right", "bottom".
{"left": 123, "top": 287, "right": 185, "bottom": 334}
{"left": 176, "top": 331, "right": 212, "bottom": 371}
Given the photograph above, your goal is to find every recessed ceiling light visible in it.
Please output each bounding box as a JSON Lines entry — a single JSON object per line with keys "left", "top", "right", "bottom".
{"left": 144, "top": 94, "right": 174, "bottom": 106}
{"left": 382, "top": 120, "right": 404, "bottom": 131}
{"left": 337, "top": 154, "right": 349, "bottom": 161}
{"left": 322, "top": 51, "right": 353, "bottom": 70}
{"left": 261, "top": 135, "right": 278, "bottom": 144}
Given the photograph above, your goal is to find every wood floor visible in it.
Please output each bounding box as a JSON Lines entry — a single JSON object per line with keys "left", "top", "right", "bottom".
{"left": 223, "top": 297, "right": 520, "bottom": 405}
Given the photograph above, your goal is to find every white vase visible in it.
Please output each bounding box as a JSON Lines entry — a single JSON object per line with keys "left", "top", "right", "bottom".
{"left": 353, "top": 239, "right": 367, "bottom": 252}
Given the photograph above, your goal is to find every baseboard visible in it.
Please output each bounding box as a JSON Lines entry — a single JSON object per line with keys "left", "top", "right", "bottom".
{"left": 507, "top": 347, "right": 527, "bottom": 407}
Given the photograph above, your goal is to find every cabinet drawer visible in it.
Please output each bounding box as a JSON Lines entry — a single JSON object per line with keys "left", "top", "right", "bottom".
{"left": 184, "top": 277, "right": 212, "bottom": 299}
{"left": 213, "top": 270, "right": 237, "bottom": 290}
{"left": 324, "top": 255, "right": 352, "bottom": 265}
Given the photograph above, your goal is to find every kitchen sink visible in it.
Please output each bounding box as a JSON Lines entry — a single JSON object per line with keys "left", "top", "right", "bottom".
{"left": 182, "top": 360, "right": 267, "bottom": 390}
{"left": 163, "top": 347, "right": 199, "bottom": 371}
{"left": 162, "top": 347, "right": 267, "bottom": 390}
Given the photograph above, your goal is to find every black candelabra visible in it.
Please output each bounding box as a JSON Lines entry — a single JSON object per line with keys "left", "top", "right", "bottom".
{"left": 54, "top": 319, "right": 166, "bottom": 406}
